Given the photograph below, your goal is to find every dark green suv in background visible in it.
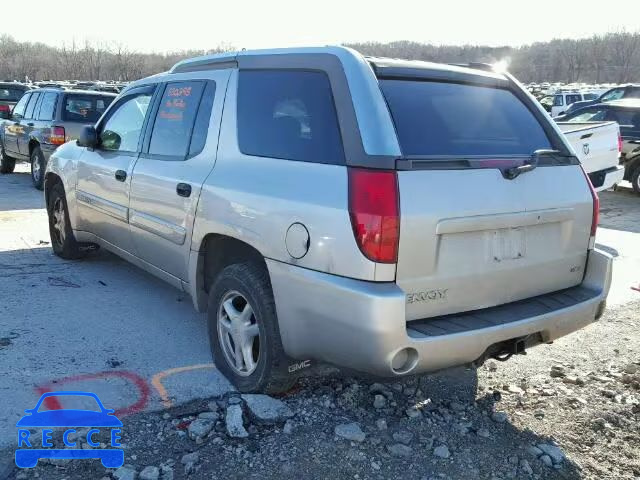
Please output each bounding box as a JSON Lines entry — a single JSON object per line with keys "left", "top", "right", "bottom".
{"left": 0, "top": 88, "right": 116, "bottom": 189}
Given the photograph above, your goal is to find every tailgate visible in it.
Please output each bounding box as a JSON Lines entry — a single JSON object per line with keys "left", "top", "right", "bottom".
{"left": 557, "top": 122, "right": 620, "bottom": 174}
{"left": 396, "top": 166, "right": 592, "bottom": 320}
{"left": 379, "top": 77, "right": 594, "bottom": 321}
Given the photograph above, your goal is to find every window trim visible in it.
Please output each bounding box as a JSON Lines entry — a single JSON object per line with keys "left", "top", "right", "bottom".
{"left": 236, "top": 68, "right": 346, "bottom": 165}
{"left": 140, "top": 79, "right": 209, "bottom": 162}
{"left": 95, "top": 85, "right": 157, "bottom": 156}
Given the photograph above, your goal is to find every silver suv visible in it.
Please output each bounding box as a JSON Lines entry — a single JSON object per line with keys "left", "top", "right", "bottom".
{"left": 45, "top": 47, "right": 612, "bottom": 393}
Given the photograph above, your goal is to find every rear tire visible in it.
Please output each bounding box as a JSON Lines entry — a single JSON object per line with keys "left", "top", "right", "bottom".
{"left": 48, "top": 182, "right": 84, "bottom": 259}
{"left": 208, "top": 262, "right": 295, "bottom": 394}
{"left": 631, "top": 167, "right": 640, "bottom": 194}
{"left": 0, "top": 143, "right": 15, "bottom": 174}
{"left": 30, "top": 146, "right": 45, "bottom": 190}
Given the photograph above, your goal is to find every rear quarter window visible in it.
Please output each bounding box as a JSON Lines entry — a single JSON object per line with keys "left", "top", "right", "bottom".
{"left": 237, "top": 70, "right": 344, "bottom": 164}
{"left": 379, "top": 80, "right": 552, "bottom": 156}
{"left": 63, "top": 95, "right": 113, "bottom": 123}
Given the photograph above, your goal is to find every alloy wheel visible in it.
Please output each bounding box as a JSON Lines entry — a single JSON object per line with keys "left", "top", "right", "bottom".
{"left": 217, "top": 290, "right": 261, "bottom": 376}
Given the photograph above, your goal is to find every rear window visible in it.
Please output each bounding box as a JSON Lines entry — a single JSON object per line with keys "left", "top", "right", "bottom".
{"left": 63, "top": 95, "right": 113, "bottom": 123}
{"left": 0, "top": 87, "right": 26, "bottom": 102}
{"left": 380, "top": 80, "right": 552, "bottom": 156}
{"left": 237, "top": 70, "right": 344, "bottom": 164}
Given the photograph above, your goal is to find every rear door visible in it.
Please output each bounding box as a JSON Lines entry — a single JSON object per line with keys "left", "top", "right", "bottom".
{"left": 75, "top": 85, "right": 156, "bottom": 254}
{"left": 128, "top": 72, "right": 228, "bottom": 280}
{"left": 379, "top": 79, "right": 594, "bottom": 321}
{"left": 18, "top": 91, "right": 42, "bottom": 156}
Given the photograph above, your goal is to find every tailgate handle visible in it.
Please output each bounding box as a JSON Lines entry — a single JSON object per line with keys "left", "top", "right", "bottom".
{"left": 580, "top": 133, "right": 593, "bottom": 140}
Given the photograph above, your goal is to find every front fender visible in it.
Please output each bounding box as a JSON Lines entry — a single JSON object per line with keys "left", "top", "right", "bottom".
{"left": 45, "top": 141, "right": 83, "bottom": 229}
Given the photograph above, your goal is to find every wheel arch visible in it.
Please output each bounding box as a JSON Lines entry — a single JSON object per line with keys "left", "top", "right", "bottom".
{"left": 28, "top": 138, "right": 40, "bottom": 156}
{"left": 44, "top": 172, "right": 63, "bottom": 211}
{"left": 189, "top": 233, "right": 268, "bottom": 313}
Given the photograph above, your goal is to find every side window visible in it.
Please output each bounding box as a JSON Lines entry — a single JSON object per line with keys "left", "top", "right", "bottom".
{"left": 608, "top": 109, "right": 635, "bottom": 127}
{"left": 12, "top": 93, "right": 30, "bottom": 118}
{"left": 601, "top": 88, "right": 624, "bottom": 102}
{"left": 148, "top": 81, "right": 205, "bottom": 158}
{"left": 100, "top": 92, "right": 152, "bottom": 152}
{"left": 627, "top": 88, "right": 640, "bottom": 99}
{"left": 237, "top": 70, "right": 345, "bottom": 164}
{"left": 553, "top": 95, "right": 563, "bottom": 107}
{"left": 189, "top": 82, "right": 216, "bottom": 157}
{"left": 565, "top": 94, "right": 581, "bottom": 105}
{"left": 24, "top": 92, "right": 41, "bottom": 119}
{"left": 37, "top": 93, "right": 58, "bottom": 121}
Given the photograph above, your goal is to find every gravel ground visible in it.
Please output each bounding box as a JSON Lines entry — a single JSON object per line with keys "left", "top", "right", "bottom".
{"left": 3, "top": 299, "right": 638, "bottom": 480}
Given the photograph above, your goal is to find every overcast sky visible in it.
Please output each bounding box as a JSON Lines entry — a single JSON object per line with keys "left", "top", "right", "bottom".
{"left": 5, "top": 0, "right": 640, "bottom": 53}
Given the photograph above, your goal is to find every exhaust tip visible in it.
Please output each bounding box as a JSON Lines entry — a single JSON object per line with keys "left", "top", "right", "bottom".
{"left": 391, "top": 347, "right": 419, "bottom": 375}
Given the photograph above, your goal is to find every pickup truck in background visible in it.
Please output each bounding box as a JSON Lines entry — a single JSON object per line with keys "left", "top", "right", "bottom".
{"left": 556, "top": 99, "right": 640, "bottom": 193}
{"left": 556, "top": 121, "right": 624, "bottom": 191}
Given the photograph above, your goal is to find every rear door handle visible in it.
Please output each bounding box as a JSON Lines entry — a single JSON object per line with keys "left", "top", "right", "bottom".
{"left": 27, "top": 122, "right": 34, "bottom": 127}
{"left": 115, "top": 170, "right": 127, "bottom": 182}
{"left": 176, "top": 183, "right": 192, "bottom": 197}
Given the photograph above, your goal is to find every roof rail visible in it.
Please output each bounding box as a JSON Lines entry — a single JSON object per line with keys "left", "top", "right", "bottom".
{"left": 448, "top": 62, "right": 495, "bottom": 72}
{"left": 170, "top": 52, "right": 239, "bottom": 74}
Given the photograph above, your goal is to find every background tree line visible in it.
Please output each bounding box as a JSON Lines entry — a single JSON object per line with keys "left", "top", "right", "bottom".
{"left": 0, "top": 30, "right": 638, "bottom": 84}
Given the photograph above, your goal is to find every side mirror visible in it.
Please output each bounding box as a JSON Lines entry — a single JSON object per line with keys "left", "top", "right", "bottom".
{"left": 77, "top": 125, "right": 98, "bottom": 148}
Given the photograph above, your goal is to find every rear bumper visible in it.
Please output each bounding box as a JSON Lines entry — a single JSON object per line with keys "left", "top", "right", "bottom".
{"left": 590, "top": 165, "right": 625, "bottom": 192}
{"left": 267, "top": 249, "right": 612, "bottom": 377}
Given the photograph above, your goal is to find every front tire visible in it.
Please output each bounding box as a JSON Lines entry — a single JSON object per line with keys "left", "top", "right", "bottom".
{"left": 31, "top": 146, "right": 45, "bottom": 190}
{"left": 208, "top": 262, "right": 295, "bottom": 394}
{"left": 0, "top": 143, "right": 15, "bottom": 173}
{"left": 48, "top": 182, "right": 84, "bottom": 259}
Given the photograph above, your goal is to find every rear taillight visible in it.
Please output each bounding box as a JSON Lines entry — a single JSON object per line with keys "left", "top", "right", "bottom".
{"left": 348, "top": 168, "right": 399, "bottom": 263}
{"left": 618, "top": 132, "right": 623, "bottom": 153}
{"left": 0, "top": 104, "right": 10, "bottom": 113}
{"left": 50, "top": 126, "right": 66, "bottom": 146}
{"left": 580, "top": 165, "right": 599, "bottom": 242}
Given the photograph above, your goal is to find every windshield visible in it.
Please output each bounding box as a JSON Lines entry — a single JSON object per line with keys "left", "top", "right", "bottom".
{"left": 379, "top": 79, "right": 552, "bottom": 156}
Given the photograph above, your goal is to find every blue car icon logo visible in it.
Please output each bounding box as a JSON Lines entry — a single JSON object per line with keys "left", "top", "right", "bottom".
{"left": 16, "top": 391, "right": 124, "bottom": 468}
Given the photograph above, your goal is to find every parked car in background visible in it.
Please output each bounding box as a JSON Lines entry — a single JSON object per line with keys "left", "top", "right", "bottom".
{"left": 0, "top": 82, "right": 31, "bottom": 115}
{"left": 564, "top": 84, "right": 640, "bottom": 116}
{"left": 0, "top": 88, "right": 116, "bottom": 188}
{"left": 551, "top": 91, "right": 600, "bottom": 117}
{"left": 556, "top": 99, "right": 640, "bottom": 193}
{"left": 43, "top": 47, "right": 611, "bottom": 393}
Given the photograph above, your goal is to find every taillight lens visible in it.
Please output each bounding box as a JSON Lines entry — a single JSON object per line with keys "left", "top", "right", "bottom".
{"left": 618, "top": 132, "right": 623, "bottom": 153}
{"left": 50, "top": 126, "right": 66, "bottom": 145}
{"left": 348, "top": 168, "right": 399, "bottom": 263}
{"left": 0, "top": 104, "right": 10, "bottom": 112}
{"left": 580, "top": 165, "right": 599, "bottom": 240}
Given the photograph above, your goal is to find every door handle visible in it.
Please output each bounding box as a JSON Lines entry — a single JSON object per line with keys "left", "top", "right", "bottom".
{"left": 176, "top": 183, "right": 192, "bottom": 197}
{"left": 27, "top": 122, "right": 34, "bottom": 127}
{"left": 115, "top": 170, "right": 127, "bottom": 182}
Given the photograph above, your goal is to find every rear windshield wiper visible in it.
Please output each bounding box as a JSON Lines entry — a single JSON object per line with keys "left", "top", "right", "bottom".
{"left": 503, "top": 149, "right": 561, "bottom": 180}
